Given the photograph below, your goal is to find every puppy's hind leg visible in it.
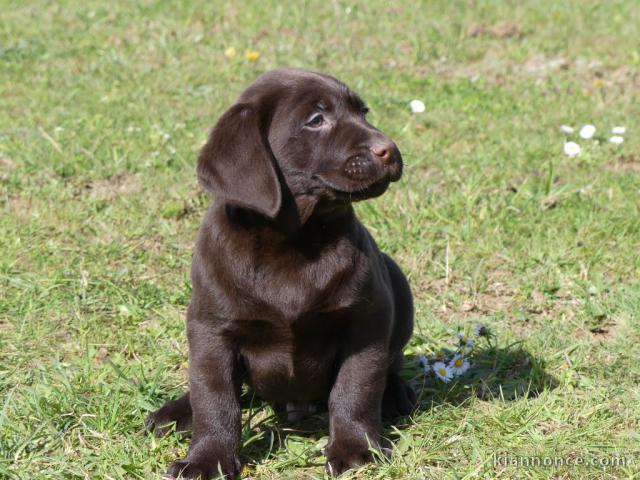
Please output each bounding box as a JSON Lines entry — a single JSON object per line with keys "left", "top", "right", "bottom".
{"left": 382, "top": 357, "right": 417, "bottom": 419}
{"left": 146, "top": 392, "right": 192, "bottom": 437}
{"left": 382, "top": 253, "right": 414, "bottom": 353}
{"left": 381, "top": 253, "right": 417, "bottom": 419}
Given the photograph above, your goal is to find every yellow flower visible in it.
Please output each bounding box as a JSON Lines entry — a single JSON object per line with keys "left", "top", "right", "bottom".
{"left": 224, "top": 47, "right": 236, "bottom": 59}
{"left": 245, "top": 50, "right": 261, "bottom": 62}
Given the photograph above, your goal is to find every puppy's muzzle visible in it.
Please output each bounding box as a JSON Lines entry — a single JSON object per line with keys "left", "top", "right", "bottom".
{"left": 344, "top": 141, "right": 403, "bottom": 184}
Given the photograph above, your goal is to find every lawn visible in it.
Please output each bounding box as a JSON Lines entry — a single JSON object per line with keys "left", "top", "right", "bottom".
{"left": 1, "top": 0, "right": 639, "bottom": 478}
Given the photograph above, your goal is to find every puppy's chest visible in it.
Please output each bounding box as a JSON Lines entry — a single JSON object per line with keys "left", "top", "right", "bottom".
{"left": 235, "top": 240, "right": 369, "bottom": 319}
{"left": 231, "top": 314, "right": 343, "bottom": 402}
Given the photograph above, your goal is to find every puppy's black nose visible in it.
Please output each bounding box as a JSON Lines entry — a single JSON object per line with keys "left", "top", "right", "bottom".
{"left": 370, "top": 141, "right": 396, "bottom": 166}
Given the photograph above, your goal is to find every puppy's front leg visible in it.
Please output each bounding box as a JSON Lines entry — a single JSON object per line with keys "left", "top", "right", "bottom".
{"left": 325, "top": 339, "right": 388, "bottom": 477}
{"left": 167, "top": 320, "right": 241, "bottom": 480}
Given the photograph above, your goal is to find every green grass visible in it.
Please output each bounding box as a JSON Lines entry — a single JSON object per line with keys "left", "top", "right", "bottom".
{"left": 1, "top": 0, "right": 640, "bottom": 478}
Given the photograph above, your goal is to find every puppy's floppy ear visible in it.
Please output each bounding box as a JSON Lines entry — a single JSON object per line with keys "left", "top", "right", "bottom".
{"left": 197, "top": 103, "right": 281, "bottom": 218}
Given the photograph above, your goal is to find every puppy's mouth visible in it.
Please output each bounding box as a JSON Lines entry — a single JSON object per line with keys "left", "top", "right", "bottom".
{"left": 315, "top": 174, "right": 393, "bottom": 202}
{"left": 318, "top": 176, "right": 390, "bottom": 202}
{"left": 315, "top": 152, "right": 402, "bottom": 201}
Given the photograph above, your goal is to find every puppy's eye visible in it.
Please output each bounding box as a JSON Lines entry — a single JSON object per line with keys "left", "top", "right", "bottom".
{"left": 362, "top": 107, "right": 370, "bottom": 116}
{"left": 306, "top": 114, "right": 325, "bottom": 128}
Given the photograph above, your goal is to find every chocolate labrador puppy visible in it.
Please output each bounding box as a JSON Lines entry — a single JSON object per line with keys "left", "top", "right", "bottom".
{"left": 147, "top": 68, "right": 415, "bottom": 479}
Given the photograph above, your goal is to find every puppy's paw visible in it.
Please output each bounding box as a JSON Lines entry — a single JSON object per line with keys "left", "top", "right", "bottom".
{"left": 166, "top": 455, "right": 240, "bottom": 480}
{"left": 325, "top": 441, "right": 375, "bottom": 477}
{"left": 381, "top": 374, "right": 417, "bottom": 419}
{"left": 146, "top": 397, "right": 192, "bottom": 437}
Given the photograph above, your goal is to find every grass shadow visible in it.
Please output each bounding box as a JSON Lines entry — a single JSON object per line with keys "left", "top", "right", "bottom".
{"left": 404, "top": 342, "right": 558, "bottom": 410}
{"left": 239, "top": 403, "right": 329, "bottom": 471}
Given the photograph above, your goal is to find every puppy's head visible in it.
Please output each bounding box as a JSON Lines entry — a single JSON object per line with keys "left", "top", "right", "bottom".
{"left": 197, "top": 68, "right": 403, "bottom": 220}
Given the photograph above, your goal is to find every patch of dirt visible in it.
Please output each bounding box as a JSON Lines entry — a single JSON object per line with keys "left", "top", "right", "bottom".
{"left": 458, "top": 292, "right": 516, "bottom": 316}
{"left": 432, "top": 51, "right": 639, "bottom": 91}
{"left": 425, "top": 276, "right": 450, "bottom": 295}
{"left": 536, "top": 420, "right": 567, "bottom": 435}
{"left": 138, "top": 318, "right": 161, "bottom": 330}
{"left": 612, "top": 155, "right": 640, "bottom": 174}
{"left": 83, "top": 171, "right": 140, "bottom": 200}
{"left": 574, "top": 318, "right": 620, "bottom": 343}
{"left": 95, "top": 347, "right": 109, "bottom": 362}
{"left": 138, "top": 235, "right": 166, "bottom": 255}
{"left": 468, "top": 21, "right": 523, "bottom": 39}
{"left": 464, "top": 269, "right": 519, "bottom": 315}
{"left": 0, "top": 154, "right": 16, "bottom": 181}
{"left": 526, "top": 289, "right": 582, "bottom": 324}
{"left": 6, "top": 195, "right": 33, "bottom": 216}
{"left": 521, "top": 54, "right": 569, "bottom": 75}
{"left": 609, "top": 65, "right": 640, "bottom": 88}
{"left": 428, "top": 268, "right": 519, "bottom": 319}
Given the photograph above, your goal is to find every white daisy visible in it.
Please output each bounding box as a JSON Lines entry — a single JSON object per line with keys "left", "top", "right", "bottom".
{"left": 450, "top": 354, "right": 470, "bottom": 375}
{"left": 611, "top": 126, "right": 626, "bottom": 135}
{"left": 432, "top": 361, "right": 454, "bottom": 383}
{"left": 409, "top": 99, "right": 425, "bottom": 113}
{"left": 579, "top": 124, "right": 596, "bottom": 139}
{"left": 560, "top": 125, "right": 574, "bottom": 134}
{"left": 563, "top": 141, "right": 581, "bottom": 157}
{"left": 609, "top": 136, "right": 624, "bottom": 145}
